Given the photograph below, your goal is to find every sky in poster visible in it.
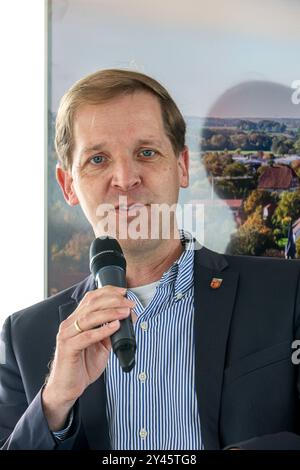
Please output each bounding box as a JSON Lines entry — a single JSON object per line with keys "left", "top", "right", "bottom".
{"left": 50, "top": 0, "right": 300, "bottom": 118}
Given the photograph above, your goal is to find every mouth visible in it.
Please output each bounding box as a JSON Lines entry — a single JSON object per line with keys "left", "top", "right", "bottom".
{"left": 114, "top": 203, "right": 148, "bottom": 217}
{"left": 115, "top": 202, "right": 146, "bottom": 210}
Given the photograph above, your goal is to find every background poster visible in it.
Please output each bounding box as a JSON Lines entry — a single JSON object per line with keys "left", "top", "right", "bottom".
{"left": 48, "top": 0, "right": 300, "bottom": 295}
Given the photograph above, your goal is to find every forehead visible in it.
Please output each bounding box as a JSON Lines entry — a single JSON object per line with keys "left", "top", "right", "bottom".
{"left": 73, "top": 91, "right": 166, "bottom": 141}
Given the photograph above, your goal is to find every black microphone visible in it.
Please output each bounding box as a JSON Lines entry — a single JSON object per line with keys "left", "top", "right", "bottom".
{"left": 89, "top": 236, "right": 136, "bottom": 373}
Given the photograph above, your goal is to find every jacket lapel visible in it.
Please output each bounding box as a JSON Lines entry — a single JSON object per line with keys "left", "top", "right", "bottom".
{"left": 58, "top": 276, "right": 110, "bottom": 450}
{"left": 194, "top": 246, "right": 239, "bottom": 449}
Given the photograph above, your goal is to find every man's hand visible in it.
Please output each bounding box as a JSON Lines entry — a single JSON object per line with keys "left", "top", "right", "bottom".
{"left": 42, "top": 286, "right": 135, "bottom": 431}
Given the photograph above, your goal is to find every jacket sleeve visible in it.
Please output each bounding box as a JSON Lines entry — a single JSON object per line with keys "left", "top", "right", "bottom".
{"left": 0, "top": 316, "right": 82, "bottom": 450}
{"left": 223, "top": 432, "right": 300, "bottom": 450}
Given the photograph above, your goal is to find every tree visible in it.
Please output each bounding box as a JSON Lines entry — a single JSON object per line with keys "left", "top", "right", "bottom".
{"left": 227, "top": 207, "right": 274, "bottom": 255}
{"left": 202, "top": 152, "right": 232, "bottom": 176}
{"left": 271, "top": 137, "right": 295, "bottom": 156}
{"left": 295, "top": 138, "right": 300, "bottom": 154}
{"left": 237, "top": 120, "right": 257, "bottom": 131}
{"left": 210, "top": 133, "right": 229, "bottom": 150}
{"left": 257, "top": 120, "right": 286, "bottom": 133}
{"left": 201, "top": 128, "right": 214, "bottom": 139}
{"left": 273, "top": 191, "right": 300, "bottom": 227}
{"left": 291, "top": 160, "right": 300, "bottom": 179}
{"left": 230, "top": 133, "right": 248, "bottom": 150}
{"left": 243, "top": 189, "right": 277, "bottom": 215}
{"left": 223, "top": 162, "right": 247, "bottom": 177}
{"left": 215, "top": 176, "right": 254, "bottom": 200}
{"left": 248, "top": 132, "right": 272, "bottom": 151}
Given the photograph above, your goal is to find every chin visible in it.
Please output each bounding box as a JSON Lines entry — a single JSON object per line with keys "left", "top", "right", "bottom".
{"left": 118, "top": 236, "right": 161, "bottom": 255}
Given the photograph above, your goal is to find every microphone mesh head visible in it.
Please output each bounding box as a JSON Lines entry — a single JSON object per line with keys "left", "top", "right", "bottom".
{"left": 89, "top": 236, "right": 126, "bottom": 277}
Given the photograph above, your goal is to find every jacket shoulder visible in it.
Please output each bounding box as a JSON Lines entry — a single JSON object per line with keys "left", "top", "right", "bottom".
{"left": 8, "top": 275, "right": 93, "bottom": 333}
{"left": 224, "top": 252, "right": 300, "bottom": 271}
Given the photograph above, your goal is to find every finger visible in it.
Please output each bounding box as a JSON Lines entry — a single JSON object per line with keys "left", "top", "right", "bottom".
{"left": 80, "top": 286, "right": 128, "bottom": 308}
{"left": 101, "top": 336, "right": 112, "bottom": 352}
{"left": 66, "top": 292, "right": 135, "bottom": 324}
{"left": 65, "top": 307, "right": 131, "bottom": 339}
{"left": 68, "top": 320, "right": 121, "bottom": 352}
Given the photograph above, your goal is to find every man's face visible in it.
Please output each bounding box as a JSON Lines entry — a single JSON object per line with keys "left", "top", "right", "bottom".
{"left": 57, "top": 91, "right": 189, "bottom": 253}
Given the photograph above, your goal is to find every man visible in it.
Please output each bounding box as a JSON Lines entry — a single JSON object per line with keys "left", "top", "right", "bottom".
{"left": 1, "top": 69, "right": 300, "bottom": 450}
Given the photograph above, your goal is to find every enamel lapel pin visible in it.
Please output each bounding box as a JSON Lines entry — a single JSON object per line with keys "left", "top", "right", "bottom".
{"left": 210, "top": 278, "right": 223, "bottom": 289}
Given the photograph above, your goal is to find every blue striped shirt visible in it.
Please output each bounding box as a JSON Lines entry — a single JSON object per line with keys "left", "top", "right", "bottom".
{"left": 105, "top": 231, "right": 202, "bottom": 450}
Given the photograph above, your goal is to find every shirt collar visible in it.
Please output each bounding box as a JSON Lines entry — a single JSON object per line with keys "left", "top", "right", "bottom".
{"left": 72, "top": 230, "right": 195, "bottom": 303}
{"left": 159, "top": 229, "right": 195, "bottom": 299}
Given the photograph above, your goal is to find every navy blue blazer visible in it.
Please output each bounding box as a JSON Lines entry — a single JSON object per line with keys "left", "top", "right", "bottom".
{"left": 1, "top": 246, "right": 300, "bottom": 450}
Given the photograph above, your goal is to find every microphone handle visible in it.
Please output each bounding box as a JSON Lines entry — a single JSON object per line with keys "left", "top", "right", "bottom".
{"left": 95, "top": 266, "right": 136, "bottom": 373}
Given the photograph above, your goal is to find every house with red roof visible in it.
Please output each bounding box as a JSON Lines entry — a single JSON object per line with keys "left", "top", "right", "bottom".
{"left": 258, "top": 165, "right": 300, "bottom": 193}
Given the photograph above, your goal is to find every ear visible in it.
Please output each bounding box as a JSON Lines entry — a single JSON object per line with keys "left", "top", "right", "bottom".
{"left": 178, "top": 146, "right": 189, "bottom": 188}
{"left": 56, "top": 164, "right": 79, "bottom": 206}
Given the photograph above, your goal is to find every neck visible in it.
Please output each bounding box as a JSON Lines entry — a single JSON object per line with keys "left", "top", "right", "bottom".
{"left": 123, "top": 236, "right": 184, "bottom": 288}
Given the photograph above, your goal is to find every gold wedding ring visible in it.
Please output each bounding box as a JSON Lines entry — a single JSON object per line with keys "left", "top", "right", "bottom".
{"left": 74, "top": 318, "right": 83, "bottom": 334}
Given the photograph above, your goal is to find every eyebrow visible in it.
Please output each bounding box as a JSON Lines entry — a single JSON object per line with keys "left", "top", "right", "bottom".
{"left": 135, "top": 138, "right": 163, "bottom": 147}
{"left": 80, "top": 143, "right": 107, "bottom": 158}
{"left": 80, "top": 138, "right": 164, "bottom": 158}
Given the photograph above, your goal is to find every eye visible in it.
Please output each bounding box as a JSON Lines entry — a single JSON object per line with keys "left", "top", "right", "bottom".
{"left": 139, "top": 149, "right": 156, "bottom": 158}
{"left": 90, "top": 155, "right": 106, "bottom": 165}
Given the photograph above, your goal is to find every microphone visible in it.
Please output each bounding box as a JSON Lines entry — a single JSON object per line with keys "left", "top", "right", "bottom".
{"left": 89, "top": 236, "right": 136, "bottom": 373}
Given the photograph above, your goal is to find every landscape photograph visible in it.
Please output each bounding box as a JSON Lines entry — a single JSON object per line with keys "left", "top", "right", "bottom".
{"left": 47, "top": 0, "right": 300, "bottom": 293}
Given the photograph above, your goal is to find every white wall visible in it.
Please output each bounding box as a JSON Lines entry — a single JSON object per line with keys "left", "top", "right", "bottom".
{"left": 0, "top": 1, "right": 45, "bottom": 328}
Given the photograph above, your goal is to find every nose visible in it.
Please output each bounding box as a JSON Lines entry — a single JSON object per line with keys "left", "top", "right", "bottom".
{"left": 111, "top": 158, "right": 141, "bottom": 192}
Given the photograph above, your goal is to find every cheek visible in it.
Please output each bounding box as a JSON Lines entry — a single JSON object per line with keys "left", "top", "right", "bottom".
{"left": 166, "top": 164, "right": 181, "bottom": 183}
{"left": 73, "top": 178, "right": 103, "bottom": 211}
{"left": 160, "top": 163, "right": 178, "bottom": 177}
{"left": 157, "top": 166, "right": 181, "bottom": 198}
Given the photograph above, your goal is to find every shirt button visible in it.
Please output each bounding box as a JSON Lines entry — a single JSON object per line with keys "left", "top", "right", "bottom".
{"left": 139, "top": 429, "right": 148, "bottom": 439}
{"left": 176, "top": 292, "right": 183, "bottom": 300}
{"left": 140, "top": 321, "right": 148, "bottom": 331}
{"left": 138, "top": 372, "right": 147, "bottom": 382}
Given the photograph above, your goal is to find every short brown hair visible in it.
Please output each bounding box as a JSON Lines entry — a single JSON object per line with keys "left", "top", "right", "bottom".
{"left": 55, "top": 69, "right": 186, "bottom": 170}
